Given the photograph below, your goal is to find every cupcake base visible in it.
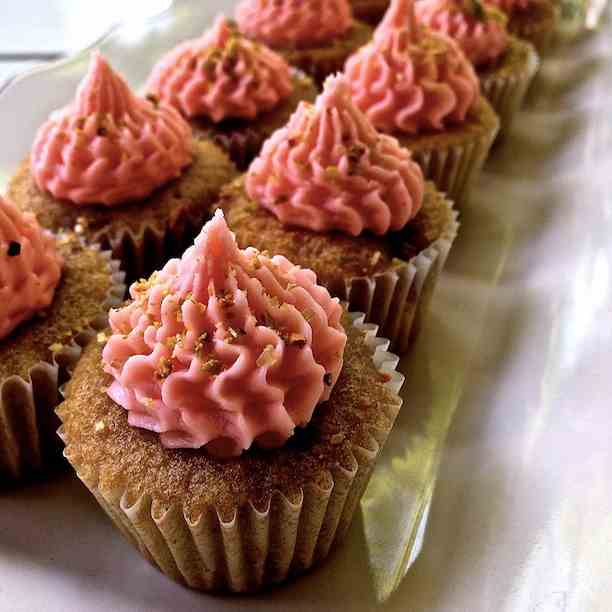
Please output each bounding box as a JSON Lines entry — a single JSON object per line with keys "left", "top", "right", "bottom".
{"left": 509, "top": 0, "right": 557, "bottom": 53}
{"left": 190, "top": 72, "right": 318, "bottom": 171}
{"left": 395, "top": 97, "right": 499, "bottom": 209}
{"left": 350, "top": 0, "right": 390, "bottom": 24}
{"left": 278, "top": 20, "right": 373, "bottom": 86}
{"left": 57, "top": 313, "right": 404, "bottom": 593}
{"left": 0, "top": 236, "right": 125, "bottom": 484}
{"left": 479, "top": 36, "right": 540, "bottom": 136}
{"left": 216, "top": 178, "right": 458, "bottom": 354}
{"left": 8, "top": 141, "right": 237, "bottom": 283}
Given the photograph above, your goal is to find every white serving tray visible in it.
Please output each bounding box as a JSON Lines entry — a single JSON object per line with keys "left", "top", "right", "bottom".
{"left": 0, "top": 2, "right": 611, "bottom": 610}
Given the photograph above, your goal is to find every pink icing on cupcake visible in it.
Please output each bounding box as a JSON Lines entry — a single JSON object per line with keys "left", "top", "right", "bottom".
{"left": 31, "top": 52, "right": 192, "bottom": 207}
{"left": 486, "top": 0, "right": 530, "bottom": 13}
{"left": 147, "top": 16, "right": 293, "bottom": 123}
{"left": 246, "top": 74, "right": 424, "bottom": 236}
{"left": 235, "top": 0, "right": 353, "bottom": 49}
{"left": 0, "top": 195, "right": 62, "bottom": 341}
{"left": 416, "top": 0, "right": 508, "bottom": 67}
{"left": 344, "top": 0, "right": 480, "bottom": 134}
{"left": 102, "top": 210, "right": 347, "bottom": 458}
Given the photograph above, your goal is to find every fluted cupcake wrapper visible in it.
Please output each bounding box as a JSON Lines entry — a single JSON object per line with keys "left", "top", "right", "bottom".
{"left": 402, "top": 100, "right": 500, "bottom": 209}
{"left": 338, "top": 197, "right": 459, "bottom": 355}
{"left": 480, "top": 38, "right": 540, "bottom": 136}
{"left": 0, "top": 247, "right": 125, "bottom": 484}
{"left": 97, "top": 200, "right": 215, "bottom": 284}
{"left": 57, "top": 313, "right": 405, "bottom": 593}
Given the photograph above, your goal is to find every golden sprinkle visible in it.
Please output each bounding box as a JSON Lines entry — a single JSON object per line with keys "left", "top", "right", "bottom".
{"left": 97, "top": 332, "right": 108, "bottom": 344}
{"left": 94, "top": 420, "right": 107, "bottom": 433}
{"left": 202, "top": 358, "right": 223, "bottom": 376}
{"left": 49, "top": 343, "right": 63, "bottom": 353}
{"left": 370, "top": 251, "right": 382, "bottom": 267}
{"left": 256, "top": 345, "right": 277, "bottom": 368}
{"left": 288, "top": 333, "right": 307, "bottom": 348}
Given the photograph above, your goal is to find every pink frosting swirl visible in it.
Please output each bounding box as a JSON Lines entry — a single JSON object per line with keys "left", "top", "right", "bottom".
{"left": 246, "top": 74, "right": 424, "bottom": 236}
{"left": 31, "top": 52, "right": 192, "bottom": 207}
{"left": 344, "top": 0, "right": 480, "bottom": 134}
{"left": 235, "top": 0, "right": 353, "bottom": 48}
{"left": 147, "top": 17, "right": 293, "bottom": 123}
{"left": 486, "top": 0, "right": 530, "bottom": 13}
{"left": 416, "top": 0, "right": 508, "bottom": 66}
{"left": 102, "top": 210, "right": 347, "bottom": 457}
{"left": 0, "top": 195, "right": 62, "bottom": 341}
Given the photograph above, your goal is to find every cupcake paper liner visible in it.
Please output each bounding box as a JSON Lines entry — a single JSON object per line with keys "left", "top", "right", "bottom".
{"left": 0, "top": 248, "right": 125, "bottom": 483}
{"left": 479, "top": 38, "right": 540, "bottom": 136}
{"left": 102, "top": 202, "right": 211, "bottom": 284}
{"left": 341, "top": 195, "right": 459, "bottom": 355}
{"left": 399, "top": 99, "right": 500, "bottom": 208}
{"left": 57, "top": 313, "right": 404, "bottom": 593}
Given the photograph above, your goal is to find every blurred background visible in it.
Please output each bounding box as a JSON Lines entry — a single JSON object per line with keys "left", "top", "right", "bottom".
{"left": 0, "top": 1, "right": 170, "bottom": 86}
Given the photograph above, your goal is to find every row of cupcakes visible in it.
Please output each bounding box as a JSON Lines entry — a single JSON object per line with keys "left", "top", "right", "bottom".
{"left": 350, "top": 0, "right": 557, "bottom": 55}
{"left": 0, "top": 0, "right": 566, "bottom": 593}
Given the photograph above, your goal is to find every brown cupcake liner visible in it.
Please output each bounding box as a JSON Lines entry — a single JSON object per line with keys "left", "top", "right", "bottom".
{"left": 0, "top": 247, "right": 125, "bottom": 483}
{"left": 479, "top": 38, "right": 540, "bottom": 136}
{"left": 58, "top": 313, "right": 404, "bottom": 593}
{"left": 350, "top": 0, "right": 390, "bottom": 25}
{"left": 92, "top": 201, "right": 212, "bottom": 284}
{"left": 408, "top": 115, "right": 499, "bottom": 209}
{"left": 338, "top": 196, "right": 459, "bottom": 355}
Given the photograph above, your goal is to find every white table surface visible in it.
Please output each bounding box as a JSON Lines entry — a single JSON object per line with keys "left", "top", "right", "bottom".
{"left": 1, "top": 2, "right": 612, "bottom": 611}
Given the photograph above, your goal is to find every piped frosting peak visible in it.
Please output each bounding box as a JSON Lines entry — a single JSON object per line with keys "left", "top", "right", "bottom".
{"left": 235, "top": 0, "right": 353, "bottom": 49}
{"left": 31, "top": 52, "right": 192, "bottom": 207}
{"left": 246, "top": 74, "right": 424, "bottom": 236}
{"left": 102, "top": 210, "right": 347, "bottom": 457}
{"left": 416, "top": 0, "right": 509, "bottom": 67}
{"left": 0, "top": 195, "right": 62, "bottom": 341}
{"left": 147, "top": 16, "right": 293, "bottom": 123}
{"left": 344, "top": 0, "right": 480, "bottom": 134}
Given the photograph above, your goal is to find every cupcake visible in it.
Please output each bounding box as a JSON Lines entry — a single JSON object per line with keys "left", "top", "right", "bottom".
{"left": 350, "top": 0, "right": 390, "bottom": 25}
{"left": 57, "top": 210, "right": 404, "bottom": 592}
{"left": 235, "top": 0, "right": 373, "bottom": 85}
{"left": 8, "top": 52, "right": 237, "bottom": 283}
{"left": 146, "top": 17, "right": 318, "bottom": 171}
{"left": 415, "top": 0, "right": 540, "bottom": 134}
{"left": 485, "top": 0, "right": 557, "bottom": 53}
{"left": 0, "top": 194, "right": 124, "bottom": 483}
{"left": 344, "top": 0, "right": 499, "bottom": 206}
{"left": 217, "top": 75, "right": 458, "bottom": 354}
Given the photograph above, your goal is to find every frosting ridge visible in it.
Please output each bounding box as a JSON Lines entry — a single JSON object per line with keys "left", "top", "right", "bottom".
{"left": 416, "top": 0, "right": 508, "bottom": 67}
{"left": 31, "top": 52, "right": 192, "bottom": 207}
{"left": 147, "top": 16, "right": 293, "bottom": 123}
{"left": 246, "top": 74, "right": 424, "bottom": 236}
{"left": 0, "top": 195, "right": 62, "bottom": 341}
{"left": 344, "top": 0, "right": 480, "bottom": 134}
{"left": 235, "top": 0, "right": 353, "bottom": 48}
{"left": 103, "top": 210, "right": 347, "bottom": 457}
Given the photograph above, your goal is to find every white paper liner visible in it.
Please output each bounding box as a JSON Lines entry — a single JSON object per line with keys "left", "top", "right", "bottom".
{"left": 0, "top": 247, "right": 125, "bottom": 483}
{"left": 480, "top": 38, "right": 540, "bottom": 136}
{"left": 57, "top": 313, "right": 405, "bottom": 593}
{"left": 339, "top": 193, "right": 459, "bottom": 355}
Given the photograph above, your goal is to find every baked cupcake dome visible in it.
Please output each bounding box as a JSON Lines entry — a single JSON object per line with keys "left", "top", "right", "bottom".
{"left": 146, "top": 16, "right": 318, "bottom": 170}
{"left": 344, "top": 0, "right": 499, "bottom": 206}
{"left": 415, "top": 0, "right": 540, "bottom": 134}
{"left": 57, "top": 211, "right": 404, "bottom": 592}
{"left": 0, "top": 194, "right": 125, "bottom": 483}
{"left": 486, "top": 0, "right": 557, "bottom": 53}
{"left": 235, "top": 0, "right": 373, "bottom": 85}
{"left": 9, "top": 52, "right": 237, "bottom": 282}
